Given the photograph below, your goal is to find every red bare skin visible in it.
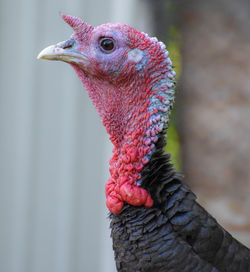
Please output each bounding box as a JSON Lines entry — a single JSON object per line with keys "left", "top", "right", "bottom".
{"left": 72, "top": 63, "right": 156, "bottom": 214}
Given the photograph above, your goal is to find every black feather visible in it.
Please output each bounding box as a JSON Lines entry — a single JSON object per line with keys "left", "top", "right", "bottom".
{"left": 110, "top": 132, "right": 250, "bottom": 272}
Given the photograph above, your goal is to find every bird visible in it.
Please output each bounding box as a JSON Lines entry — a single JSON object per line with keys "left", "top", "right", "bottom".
{"left": 38, "top": 14, "right": 250, "bottom": 272}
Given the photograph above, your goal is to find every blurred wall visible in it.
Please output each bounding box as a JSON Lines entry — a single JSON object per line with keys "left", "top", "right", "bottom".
{"left": 0, "top": 0, "right": 153, "bottom": 271}
{"left": 179, "top": 0, "right": 250, "bottom": 246}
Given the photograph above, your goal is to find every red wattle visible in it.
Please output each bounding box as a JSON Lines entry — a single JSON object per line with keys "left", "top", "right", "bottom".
{"left": 106, "top": 195, "right": 124, "bottom": 214}
{"left": 105, "top": 133, "right": 155, "bottom": 214}
{"left": 106, "top": 179, "right": 153, "bottom": 214}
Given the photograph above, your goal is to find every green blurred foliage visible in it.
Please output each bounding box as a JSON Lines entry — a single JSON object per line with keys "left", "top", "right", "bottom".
{"left": 167, "top": 26, "right": 182, "bottom": 78}
{"left": 164, "top": 26, "right": 182, "bottom": 172}
{"left": 165, "top": 121, "right": 181, "bottom": 171}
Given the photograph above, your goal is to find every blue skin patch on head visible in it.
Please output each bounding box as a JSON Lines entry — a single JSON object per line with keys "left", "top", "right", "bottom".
{"left": 137, "top": 66, "right": 175, "bottom": 186}
{"left": 148, "top": 75, "right": 175, "bottom": 131}
{"left": 134, "top": 53, "right": 175, "bottom": 185}
{"left": 135, "top": 51, "right": 147, "bottom": 71}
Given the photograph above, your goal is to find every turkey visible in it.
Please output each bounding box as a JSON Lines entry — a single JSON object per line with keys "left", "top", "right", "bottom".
{"left": 38, "top": 14, "right": 250, "bottom": 272}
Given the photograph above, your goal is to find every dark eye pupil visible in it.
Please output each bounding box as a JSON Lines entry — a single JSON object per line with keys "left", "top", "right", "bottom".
{"left": 101, "top": 38, "right": 114, "bottom": 51}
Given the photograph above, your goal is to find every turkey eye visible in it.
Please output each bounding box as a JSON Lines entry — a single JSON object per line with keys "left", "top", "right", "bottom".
{"left": 100, "top": 38, "right": 115, "bottom": 53}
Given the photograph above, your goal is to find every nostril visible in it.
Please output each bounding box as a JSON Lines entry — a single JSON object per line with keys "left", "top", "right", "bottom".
{"left": 62, "top": 39, "right": 75, "bottom": 49}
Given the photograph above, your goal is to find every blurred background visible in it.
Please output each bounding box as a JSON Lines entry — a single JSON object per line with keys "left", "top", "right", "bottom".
{"left": 0, "top": 0, "right": 249, "bottom": 271}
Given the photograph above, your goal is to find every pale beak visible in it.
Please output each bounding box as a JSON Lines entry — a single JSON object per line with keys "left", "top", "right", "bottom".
{"left": 37, "top": 39, "right": 89, "bottom": 64}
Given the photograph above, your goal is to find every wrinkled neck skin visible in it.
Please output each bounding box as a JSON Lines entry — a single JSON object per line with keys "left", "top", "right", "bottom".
{"left": 73, "top": 50, "right": 176, "bottom": 214}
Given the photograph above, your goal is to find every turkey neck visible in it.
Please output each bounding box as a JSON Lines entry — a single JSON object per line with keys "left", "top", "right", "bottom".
{"left": 105, "top": 81, "right": 175, "bottom": 213}
{"left": 103, "top": 60, "right": 176, "bottom": 213}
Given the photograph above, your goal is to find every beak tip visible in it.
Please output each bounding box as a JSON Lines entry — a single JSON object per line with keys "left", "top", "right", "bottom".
{"left": 37, "top": 42, "right": 88, "bottom": 63}
{"left": 37, "top": 52, "right": 43, "bottom": 60}
{"left": 37, "top": 45, "right": 57, "bottom": 61}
